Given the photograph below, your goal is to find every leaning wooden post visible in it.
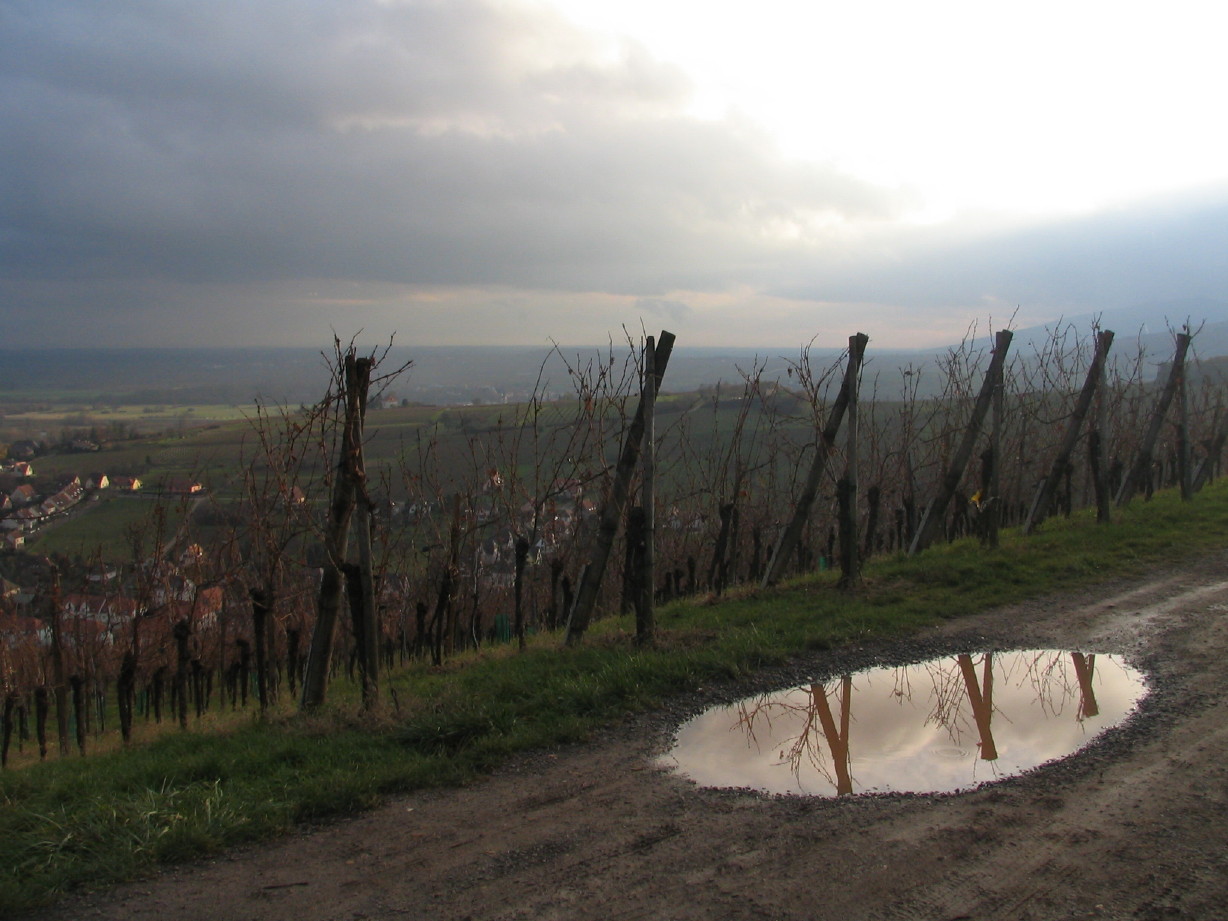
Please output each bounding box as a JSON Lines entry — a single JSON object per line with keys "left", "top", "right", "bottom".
{"left": 762, "top": 332, "right": 868, "bottom": 588}
{"left": 513, "top": 536, "right": 530, "bottom": 651}
{"left": 300, "top": 352, "right": 370, "bottom": 711}
{"left": 1116, "top": 331, "right": 1192, "bottom": 507}
{"left": 565, "top": 331, "right": 675, "bottom": 646}
{"left": 173, "top": 618, "right": 191, "bottom": 730}
{"left": 250, "top": 588, "right": 274, "bottom": 713}
{"left": 1023, "top": 329, "right": 1114, "bottom": 534}
{"left": 637, "top": 337, "right": 657, "bottom": 647}
{"left": 838, "top": 335, "right": 862, "bottom": 588}
{"left": 1177, "top": 339, "right": 1192, "bottom": 500}
{"left": 1091, "top": 332, "right": 1113, "bottom": 523}
{"left": 910, "top": 330, "right": 1013, "bottom": 556}
{"left": 354, "top": 499, "right": 379, "bottom": 709}
{"left": 443, "top": 493, "right": 462, "bottom": 657}
{"left": 984, "top": 339, "right": 1006, "bottom": 548}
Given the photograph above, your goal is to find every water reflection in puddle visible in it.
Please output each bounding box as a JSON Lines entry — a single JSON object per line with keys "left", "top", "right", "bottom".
{"left": 661, "top": 650, "right": 1146, "bottom": 796}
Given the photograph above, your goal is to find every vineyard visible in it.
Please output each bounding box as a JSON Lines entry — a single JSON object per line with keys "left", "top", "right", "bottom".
{"left": 0, "top": 321, "right": 1223, "bottom": 913}
{"left": 1, "top": 322, "right": 1225, "bottom": 766}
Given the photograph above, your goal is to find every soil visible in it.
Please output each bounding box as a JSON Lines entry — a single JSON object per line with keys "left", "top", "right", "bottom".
{"left": 26, "top": 551, "right": 1228, "bottom": 921}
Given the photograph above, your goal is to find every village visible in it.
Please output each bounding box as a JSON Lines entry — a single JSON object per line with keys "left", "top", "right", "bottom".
{"left": 0, "top": 424, "right": 607, "bottom": 718}
{"left": 0, "top": 436, "right": 214, "bottom": 664}
{"left": 0, "top": 438, "right": 205, "bottom": 550}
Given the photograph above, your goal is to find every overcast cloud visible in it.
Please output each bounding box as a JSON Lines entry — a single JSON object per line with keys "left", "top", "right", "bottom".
{"left": 2, "top": 0, "right": 1226, "bottom": 350}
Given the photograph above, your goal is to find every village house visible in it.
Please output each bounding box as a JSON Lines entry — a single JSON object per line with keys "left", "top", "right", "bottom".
{"left": 164, "top": 477, "right": 203, "bottom": 495}
{"left": 9, "top": 483, "right": 38, "bottom": 508}
{"left": 0, "top": 612, "right": 44, "bottom": 645}
{"left": 87, "top": 566, "right": 120, "bottom": 585}
{"left": 55, "top": 483, "right": 84, "bottom": 508}
{"left": 154, "top": 583, "right": 225, "bottom": 630}
{"left": 53, "top": 616, "right": 114, "bottom": 650}
{"left": 61, "top": 593, "right": 147, "bottom": 628}
{"left": 40, "top": 483, "right": 85, "bottom": 516}
{"left": 50, "top": 585, "right": 224, "bottom": 650}
{"left": 110, "top": 476, "right": 142, "bottom": 492}
{"left": 371, "top": 392, "right": 400, "bottom": 410}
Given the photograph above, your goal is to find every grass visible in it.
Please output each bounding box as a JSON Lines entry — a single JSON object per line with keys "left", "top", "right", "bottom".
{"left": 21, "top": 496, "right": 196, "bottom": 563}
{"left": 2, "top": 480, "right": 1227, "bottom": 911}
{"left": 1, "top": 403, "right": 256, "bottom": 430}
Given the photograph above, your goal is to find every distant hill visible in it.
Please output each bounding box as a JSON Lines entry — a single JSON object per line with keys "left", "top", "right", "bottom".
{"left": 3, "top": 309, "right": 1224, "bottom": 408}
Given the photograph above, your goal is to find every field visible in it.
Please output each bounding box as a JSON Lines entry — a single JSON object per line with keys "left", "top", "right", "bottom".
{"left": 23, "top": 496, "right": 197, "bottom": 563}
{"left": 7, "top": 387, "right": 786, "bottom": 564}
{"left": 0, "top": 403, "right": 255, "bottom": 438}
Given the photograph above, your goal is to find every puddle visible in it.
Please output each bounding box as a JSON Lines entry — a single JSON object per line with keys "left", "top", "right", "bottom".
{"left": 660, "top": 649, "right": 1146, "bottom": 796}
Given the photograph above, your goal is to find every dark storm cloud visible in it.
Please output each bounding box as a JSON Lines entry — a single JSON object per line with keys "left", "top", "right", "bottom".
{"left": 0, "top": 0, "right": 898, "bottom": 303}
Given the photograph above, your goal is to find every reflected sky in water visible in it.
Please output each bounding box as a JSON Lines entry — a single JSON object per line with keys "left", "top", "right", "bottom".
{"left": 661, "top": 650, "right": 1146, "bottom": 796}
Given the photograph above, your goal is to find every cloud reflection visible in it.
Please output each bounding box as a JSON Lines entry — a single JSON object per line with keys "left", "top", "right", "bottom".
{"left": 663, "top": 650, "right": 1144, "bottom": 796}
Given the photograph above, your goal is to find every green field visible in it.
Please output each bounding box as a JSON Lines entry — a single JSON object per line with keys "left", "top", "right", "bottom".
{"left": 21, "top": 495, "right": 197, "bottom": 562}
{"left": 0, "top": 403, "right": 256, "bottom": 439}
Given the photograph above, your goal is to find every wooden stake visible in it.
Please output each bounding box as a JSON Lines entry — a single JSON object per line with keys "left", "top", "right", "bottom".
{"left": 565, "top": 332, "right": 674, "bottom": 646}
{"left": 762, "top": 333, "right": 868, "bottom": 588}
{"left": 1116, "top": 332, "right": 1191, "bottom": 506}
{"left": 1024, "top": 330, "right": 1114, "bottom": 534}
{"left": 910, "top": 330, "right": 1013, "bottom": 555}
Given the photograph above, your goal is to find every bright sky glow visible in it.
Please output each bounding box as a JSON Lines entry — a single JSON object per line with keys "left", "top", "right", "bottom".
{"left": 551, "top": 0, "right": 1228, "bottom": 221}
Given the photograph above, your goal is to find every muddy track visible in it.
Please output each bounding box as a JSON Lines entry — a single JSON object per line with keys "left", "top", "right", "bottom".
{"left": 29, "top": 553, "right": 1228, "bottom": 921}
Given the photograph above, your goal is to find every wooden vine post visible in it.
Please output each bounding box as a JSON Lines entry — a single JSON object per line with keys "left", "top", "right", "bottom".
{"left": 838, "top": 331, "right": 862, "bottom": 588}
{"left": 1177, "top": 336, "right": 1192, "bottom": 500}
{"left": 300, "top": 351, "right": 371, "bottom": 711}
{"left": 637, "top": 336, "right": 658, "bottom": 647}
{"left": 984, "top": 336, "right": 1006, "bottom": 548}
{"left": 352, "top": 432, "right": 380, "bottom": 708}
{"left": 346, "top": 499, "right": 380, "bottom": 710}
{"left": 909, "top": 329, "right": 1013, "bottom": 556}
{"left": 1091, "top": 331, "right": 1113, "bottom": 523}
{"left": 762, "top": 332, "right": 868, "bottom": 589}
{"left": 565, "top": 331, "right": 674, "bottom": 647}
{"left": 1023, "top": 329, "right": 1115, "bottom": 534}
{"left": 1116, "top": 331, "right": 1192, "bottom": 507}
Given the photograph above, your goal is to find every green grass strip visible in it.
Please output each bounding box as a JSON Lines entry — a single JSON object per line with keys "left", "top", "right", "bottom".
{"left": 2, "top": 481, "right": 1226, "bottom": 911}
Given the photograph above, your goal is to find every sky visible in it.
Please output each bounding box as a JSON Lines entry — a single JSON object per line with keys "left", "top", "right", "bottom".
{"left": 3, "top": 0, "right": 1227, "bottom": 351}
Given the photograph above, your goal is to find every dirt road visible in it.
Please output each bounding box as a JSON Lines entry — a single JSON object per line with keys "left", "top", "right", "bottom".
{"left": 31, "top": 553, "right": 1228, "bottom": 920}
